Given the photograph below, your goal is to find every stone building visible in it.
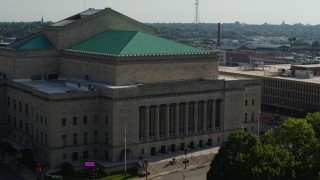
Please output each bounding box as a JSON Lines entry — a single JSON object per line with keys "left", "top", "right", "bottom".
{"left": 0, "top": 8, "right": 261, "bottom": 167}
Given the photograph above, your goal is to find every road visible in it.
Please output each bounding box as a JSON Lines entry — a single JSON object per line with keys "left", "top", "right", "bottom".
{"left": 0, "top": 161, "right": 24, "bottom": 180}
{"left": 156, "top": 165, "right": 210, "bottom": 180}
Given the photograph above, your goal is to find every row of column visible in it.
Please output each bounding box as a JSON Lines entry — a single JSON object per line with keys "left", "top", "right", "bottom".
{"left": 139, "top": 99, "right": 223, "bottom": 141}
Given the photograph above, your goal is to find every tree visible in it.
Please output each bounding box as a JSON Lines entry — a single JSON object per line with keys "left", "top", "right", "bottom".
{"left": 265, "top": 118, "right": 320, "bottom": 179}
{"left": 305, "top": 112, "right": 320, "bottom": 138}
{"left": 207, "top": 132, "right": 296, "bottom": 179}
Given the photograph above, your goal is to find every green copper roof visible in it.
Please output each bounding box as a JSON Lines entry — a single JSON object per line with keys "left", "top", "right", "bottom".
{"left": 9, "top": 32, "right": 54, "bottom": 50}
{"left": 67, "top": 30, "right": 206, "bottom": 55}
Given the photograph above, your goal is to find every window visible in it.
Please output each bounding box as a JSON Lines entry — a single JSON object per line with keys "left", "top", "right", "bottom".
{"left": 45, "top": 134, "right": 47, "bottom": 146}
{"left": 83, "top": 151, "right": 89, "bottom": 160}
{"left": 25, "top": 123, "right": 29, "bottom": 134}
{"left": 45, "top": 118, "right": 47, "bottom": 126}
{"left": 73, "top": 133, "right": 77, "bottom": 146}
{"left": 63, "top": 154, "right": 66, "bottom": 159}
{"left": 25, "top": 104, "right": 28, "bottom": 115}
{"left": 83, "top": 116, "right": 88, "bottom": 124}
{"left": 252, "top": 99, "right": 255, "bottom": 106}
{"left": 84, "top": 132, "right": 88, "bottom": 144}
{"left": 94, "top": 131, "right": 98, "bottom": 143}
{"left": 251, "top": 112, "right": 254, "bottom": 122}
{"left": 62, "top": 118, "right": 66, "bottom": 127}
{"left": 245, "top": 100, "right": 248, "bottom": 106}
{"left": 19, "top": 120, "right": 22, "bottom": 130}
{"left": 62, "top": 135, "right": 67, "bottom": 147}
{"left": 36, "top": 130, "right": 39, "bottom": 141}
{"left": 105, "top": 132, "right": 108, "bottom": 144}
{"left": 14, "top": 117, "right": 16, "bottom": 128}
{"left": 244, "top": 113, "right": 248, "bottom": 122}
{"left": 217, "top": 137, "right": 221, "bottom": 143}
{"left": 73, "top": 117, "right": 77, "bottom": 125}
{"left": 105, "top": 116, "right": 108, "bottom": 124}
{"left": 40, "top": 132, "right": 43, "bottom": 144}
{"left": 7, "top": 115, "right": 11, "bottom": 125}
{"left": 19, "top": 101, "right": 22, "bottom": 113}
{"left": 40, "top": 116, "right": 43, "bottom": 124}
{"left": 36, "top": 114, "right": 39, "bottom": 123}
{"left": 7, "top": 97, "right": 10, "bottom": 108}
{"left": 13, "top": 99, "right": 16, "bottom": 111}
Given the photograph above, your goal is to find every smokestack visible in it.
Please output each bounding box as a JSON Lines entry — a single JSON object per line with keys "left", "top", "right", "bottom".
{"left": 217, "top": 23, "right": 221, "bottom": 47}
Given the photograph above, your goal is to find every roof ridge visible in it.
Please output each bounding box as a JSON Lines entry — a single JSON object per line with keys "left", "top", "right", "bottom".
{"left": 119, "top": 31, "right": 139, "bottom": 54}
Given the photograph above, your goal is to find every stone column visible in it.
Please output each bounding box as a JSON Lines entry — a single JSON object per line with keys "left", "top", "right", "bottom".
{"left": 184, "top": 103, "right": 189, "bottom": 136}
{"left": 203, "top": 101, "right": 207, "bottom": 133}
{"left": 212, "top": 100, "right": 216, "bottom": 131}
{"left": 165, "top": 104, "right": 170, "bottom": 138}
{"left": 155, "top": 105, "right": 160, "bottom": 140}
{"left": 219, "top": 99, "right": 224, "bottom": 130}
{"left": 145, "top": 106, "right": 149, "bottom": 141}
{"left": 175, "top": 103, "right": 179, "bottom": 137}
{"left": 194, "top": 101, "right": 198, "bottom": 134}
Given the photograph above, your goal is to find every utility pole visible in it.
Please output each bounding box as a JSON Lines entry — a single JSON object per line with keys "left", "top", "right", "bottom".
{"left": 124, "top": 122, "right": 127, "bottom": 174}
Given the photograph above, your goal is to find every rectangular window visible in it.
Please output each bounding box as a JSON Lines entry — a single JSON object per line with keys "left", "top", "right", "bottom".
{"left": 45, "top": 134, "right": 47, "bottom": 146}
{"left": 252, "top": 99, "right": 255, "bottom": 106}
{"left": 94, "top": 131, "right": 98, "bottom": 143}
{"left": 14, "top": 117, "right": 16, "bottom": 128}
{"left": 244, "top": 113, "right": 248, "bottom": 122}
{"left": 25, "top": 123, "right": 29, "bottom": 134}
{"left": 245, "top": 100, "right": 248, "bottom": 106}
{"left": 84, "top": 132, "right": 88, "bottom": 144}
{"left": 36, "top": 130, "right": 39, "bottom": 141}
{"left": 40, "top": 132, "right": 43, "bottom": 144}
{"left": 36, "top": 114, "right": 39, "bottom": 123}
{"left": 62, "top": 118, "right": 66, "bottom": 127}
{"left": 8, "top": 115, "right": 11, "bottom": 125}
{"left": 83, "top": 116, "right": 87, "bottom": 124}
{"left": 7, "top": 97, "right": 10, "bottom": 108}
{"left": 62, "top": 135, "right": 66, "bottom": 147}
{"left": 19, "top": 101, "right": 22, "bottom": 113}
{"left": 13, "top": 99, "right": 16, "bottom": 111}
{"left": 45, "top": 118, "right": 47, "bottom": 126}
{"left": 73, "top": 133, "right": 77, "bottom": 146}
{"left": 105, "top": 132, "right": 108, "bottom": 144}
{"left": 19, "top": 120, "right": 22, "bottom": 130}
{"left": 25, "top": 104, "right": 28, "bottom": 115}
{"left": 40, "top": 116, "right": 43, "bottom": 124}
{"left": 73, "top": 117, "right": 77, "bottom": 125}
{"left": 105, "top": 116, "right": 108, "bottom": 124}
{"left": 251, "top": 112, "right": 254, "bottom": 122}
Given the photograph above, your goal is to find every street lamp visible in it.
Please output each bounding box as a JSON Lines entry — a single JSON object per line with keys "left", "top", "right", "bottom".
{"left": 182, "top": 147, "right": 190, "bottom": 169}
{"left": 144, "top": 159, "right": 149, "bottom": 180}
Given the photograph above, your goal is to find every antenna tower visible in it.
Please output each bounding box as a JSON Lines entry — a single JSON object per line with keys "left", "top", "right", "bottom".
{"left": 194, "top": 0, "right": 200, "bottom": 32}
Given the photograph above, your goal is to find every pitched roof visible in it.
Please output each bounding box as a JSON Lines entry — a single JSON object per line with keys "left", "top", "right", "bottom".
{"left": 67, "top": 30, "right": 207, "bottom": 56}
{"left": 8, "top": 32, "right": 54, "bottom": 50}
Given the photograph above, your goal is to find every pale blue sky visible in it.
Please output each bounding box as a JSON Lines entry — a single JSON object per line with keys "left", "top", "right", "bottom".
{"left": 1, "top": 0, "right": 320, "bottom": 24}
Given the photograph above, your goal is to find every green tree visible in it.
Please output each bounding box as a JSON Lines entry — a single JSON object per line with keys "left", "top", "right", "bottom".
{"left": 207, "top": 132, "right": 296, "bottom": 179}
{"left": 305, "top": 112, "right": 320, "bottom": 138}
{"left": 266, "top": 118, "right": 320, "bottom": 179}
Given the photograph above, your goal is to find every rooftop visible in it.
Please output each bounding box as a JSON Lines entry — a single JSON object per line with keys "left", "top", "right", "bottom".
{"left": 219, "top": 65, "right": 320, "bottom": 84}
{"left": 7, "top": 32, "right": 54, "bottom": 50}
{"left": 67, "top": 30, "right": 207, "bottom": 56}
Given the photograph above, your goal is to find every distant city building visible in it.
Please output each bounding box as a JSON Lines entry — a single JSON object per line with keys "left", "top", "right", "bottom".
{"left": 220, "top": 64, "right": 320, "bottom": 117}
{"left": 0, "top": 8, "right": 261, "bottom": 168}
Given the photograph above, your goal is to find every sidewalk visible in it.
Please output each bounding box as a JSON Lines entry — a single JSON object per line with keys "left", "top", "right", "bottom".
{"left": 1, "top": 150, "right": 38, "bottom": 180}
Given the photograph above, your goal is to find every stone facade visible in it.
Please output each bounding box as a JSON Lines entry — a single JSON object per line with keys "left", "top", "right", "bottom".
{"left": 0, "top": 8, "right": 261, "bottom": 168}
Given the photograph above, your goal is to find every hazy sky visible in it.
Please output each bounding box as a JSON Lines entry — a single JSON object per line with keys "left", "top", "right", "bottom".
{"left": 1, "top": 0, "right": 320, "bottom": 24}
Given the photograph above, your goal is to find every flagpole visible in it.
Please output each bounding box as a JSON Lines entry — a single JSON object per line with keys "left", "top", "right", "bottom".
{"left": 124, "top": 122, "right": 127, "bottom": 174}
{"left": 258, "top": 110, "right": 261, "bottom": 138}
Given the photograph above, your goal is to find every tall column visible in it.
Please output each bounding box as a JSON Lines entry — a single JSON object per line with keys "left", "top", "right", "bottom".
{"left": 194, "top": 101, "right": 198, "bottom": 134}
{"left": 145, "top": 106, "right": 149, "bottom": 141}
{"left": 175, "top": 103, "right": 179, "bottom": 137}
{"left": 155, "top": 105, "right": 160, "bottom": 140}
{"left": 220, "top": 99, "right": 224, "bottom": 130}
{"left": 212, "top": 100, "right": 216, "bottom": 131}
{"left": 165, "top": 104, "right": 170, "bottom": 138}
{"left": 203, "top": 101, "right": 207, "bottom": 133}
{"left": 184, "top": 103, "right": 189, "bottom": 136}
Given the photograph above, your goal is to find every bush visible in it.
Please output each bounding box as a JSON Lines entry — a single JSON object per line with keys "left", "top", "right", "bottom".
{"left": 60, "top": 162, "right": 75, "bottom": 175}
